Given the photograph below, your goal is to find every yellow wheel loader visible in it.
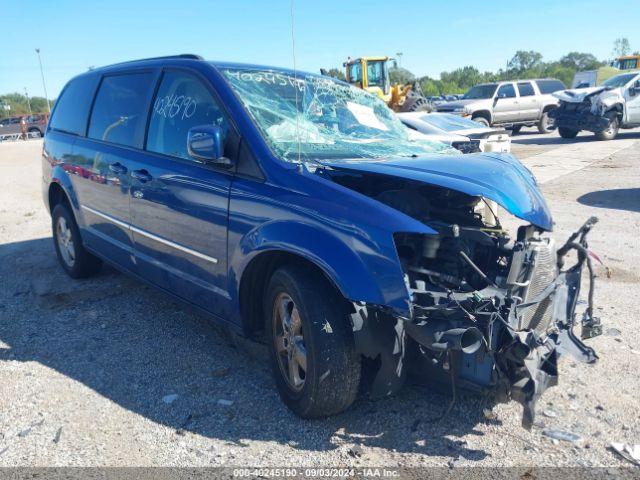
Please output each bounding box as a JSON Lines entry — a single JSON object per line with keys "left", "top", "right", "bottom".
{"left": 342, "top": 56, "right": 431, "bottom": 112}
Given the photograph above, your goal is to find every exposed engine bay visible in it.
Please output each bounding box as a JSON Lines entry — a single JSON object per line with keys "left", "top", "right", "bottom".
{"left": 322, "top": 169, "right": 602, "bottom": 429}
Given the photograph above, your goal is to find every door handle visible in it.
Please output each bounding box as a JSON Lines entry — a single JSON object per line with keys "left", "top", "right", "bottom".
{"left": 131, "top": 169, "right": 152, "bottom": 182}
{"left": 108, "top": 162, "right": 127, "bottom": 175}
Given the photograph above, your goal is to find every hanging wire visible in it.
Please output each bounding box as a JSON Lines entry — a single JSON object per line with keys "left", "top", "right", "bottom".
{"left": 289, "top": 0, "right": 302, "bottom": 164}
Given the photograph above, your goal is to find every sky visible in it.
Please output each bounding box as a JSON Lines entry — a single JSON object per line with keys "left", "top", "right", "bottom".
{"left": 1, "top": 0, "right": 639, "bottom": 99}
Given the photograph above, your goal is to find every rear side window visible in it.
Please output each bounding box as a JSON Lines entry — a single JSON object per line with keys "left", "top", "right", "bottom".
{"left": 536, "top": 79, "right": 565, "bottom": 94}
{"left": 517, "top": 82, "right": 535, "bottom": 97}
{"left": 147, "top": 71, "right": 229, "bottom": 161}
{"left": 49, "top": 74, "right": 99, "bottom": 135}
{"left": 88, "top": 73, "right": 154, "bottom": 148}
{"left": 497, "top": 84, "right": 516, "bottom": 98}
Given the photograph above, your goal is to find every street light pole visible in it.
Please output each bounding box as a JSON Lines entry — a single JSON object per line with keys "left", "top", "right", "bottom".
{"left": 35, "top": 48, "right": 51, "bottom": 113}
{"left": 24, "top": 88, "right": 32, "bottom": 116}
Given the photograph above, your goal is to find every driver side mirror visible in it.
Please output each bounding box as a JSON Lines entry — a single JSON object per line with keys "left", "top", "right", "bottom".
{"left": 187, "top": 125, "right": 233, "bottom": 168}
{"left": 630, "top": 82, "right": 640, "bottom": 96}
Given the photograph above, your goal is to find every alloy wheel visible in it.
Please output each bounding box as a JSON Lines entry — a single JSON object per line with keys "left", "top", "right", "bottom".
{"left": 56, "top": 216, "right": 76, "bottom": 267}
{"left": 273, "top": 292, "right": 307, "bottom": 391}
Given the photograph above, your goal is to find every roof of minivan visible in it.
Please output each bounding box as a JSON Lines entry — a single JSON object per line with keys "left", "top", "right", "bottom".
{"left": 85, "top": 54, "right": 318, "bottom": 79}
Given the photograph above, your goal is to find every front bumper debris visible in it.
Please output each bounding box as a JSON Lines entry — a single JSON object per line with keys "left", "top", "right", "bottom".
{"left": 549, "top": 108, "right": 610, "bottom": 133}
{"left": 350, "top": 217, "right": 601, "bottom": 429}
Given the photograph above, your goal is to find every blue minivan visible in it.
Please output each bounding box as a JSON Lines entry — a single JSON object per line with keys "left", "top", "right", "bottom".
{"left": 43, "top": 55, "right": 600, "bottom": 426}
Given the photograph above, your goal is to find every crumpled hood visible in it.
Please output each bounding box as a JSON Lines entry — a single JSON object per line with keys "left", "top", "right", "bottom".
{"left": 553, "top": 86, "right": 607, "bottom": 103}
{"left": 320, "top": 153, "right": 553, "bottom": 231}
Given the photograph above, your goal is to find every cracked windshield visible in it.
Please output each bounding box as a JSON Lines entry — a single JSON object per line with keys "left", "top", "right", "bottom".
{"left": 222, "top": 68, "right": 455, "bottom": 162}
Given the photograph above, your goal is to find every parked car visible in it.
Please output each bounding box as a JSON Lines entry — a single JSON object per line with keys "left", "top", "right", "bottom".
{"left": 0, "top": 114, "right": 47, "bottom": 138}
{"left": 43, "top": 55, "right": 600, "bottom": 426}
{"left": 550, "top": 71, "right": 640, "bottom": 140}
{"left": 436, "top": 79, "right": 565, "bottom": 133}
{"left": 399, "top": 112, "right": 511, "bottom": 153}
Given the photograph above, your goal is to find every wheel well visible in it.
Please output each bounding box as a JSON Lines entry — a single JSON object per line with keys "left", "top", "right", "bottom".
{"left": 239, "top": 251, "right": 346, "bottom": 339}
{"left": 471, "top": 111, "right": 491, "bottom": 122}
{"left": 48, "top": 182, "right": 71, "bottom": 212}
{"left": 542, "top": 104, "right": 556, "bottom": 113}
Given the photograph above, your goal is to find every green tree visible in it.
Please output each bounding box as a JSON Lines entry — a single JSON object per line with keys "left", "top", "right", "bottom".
{"left": 612, "top": 37, "right": 631, "bottom": 57}
{"left": 560, "top": 52, "right": 603, "bottom": 71}
{"left": 507, "top": 50, "right": 543, "bottom": 74}
{"left": 324, "top": 68, "right": 345, "bottom": 81}
{"left": 389, "top": 67, "right": 415, "bottom": 85}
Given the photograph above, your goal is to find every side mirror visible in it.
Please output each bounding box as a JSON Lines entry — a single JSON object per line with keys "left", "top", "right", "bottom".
{"left": 630, "top": 83, "right": 640, "bottom": 96}
{"left": 187, "top": 125, "right": 233, "bottom": 168}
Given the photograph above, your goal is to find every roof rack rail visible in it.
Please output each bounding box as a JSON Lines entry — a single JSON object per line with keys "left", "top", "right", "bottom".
{"left": 107, "top": 54, "right": 204, "bottom": 67}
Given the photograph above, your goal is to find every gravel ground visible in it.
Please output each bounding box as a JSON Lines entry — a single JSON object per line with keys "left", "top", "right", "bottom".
{"left": 0, "top": 135, "right": 639, "bottom": 468}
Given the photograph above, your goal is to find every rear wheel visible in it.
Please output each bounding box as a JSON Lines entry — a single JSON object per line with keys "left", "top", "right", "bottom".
{"left": 472, "top": 116, "right": 490, "bottom": 127}
{"left": 52, "top": 203, "right": 102, "bottom": 278}
{"left": 558, "top": 127, "right": 579, "bottom": 139}
{"left": 265, "top": 265, "right": 361, "bottom": 418}
{"left": 596, "top": 111, "right": 619, "bottom": 141}
{"left": 28, "top": 127, "right": 42, "bottom": 138}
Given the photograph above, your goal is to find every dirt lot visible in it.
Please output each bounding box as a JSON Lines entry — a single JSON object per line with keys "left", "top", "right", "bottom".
{"left": 1, "top": 131, "right": 639, "bottom": 468}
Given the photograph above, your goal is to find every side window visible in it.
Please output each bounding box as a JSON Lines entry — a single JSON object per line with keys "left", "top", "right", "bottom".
{"left": 349, "top": 63, "right": 362, "bottom": 83}
{"left": 517, "top": 82, "right": 535, "bottom": 97}
{"left": 497, "top": 84, "right": 516, "bottom": 98}
{"left": 147, "top": 71, "right": 229, "bottom": 161}
{"left": 88, "top": 73, "right": 154, "bottom": 148}
{"left": 49, "top": 75, "right": 98, "bottom": 135}
{"left": 536, "top": 79, "right": 565, "bottom": 94}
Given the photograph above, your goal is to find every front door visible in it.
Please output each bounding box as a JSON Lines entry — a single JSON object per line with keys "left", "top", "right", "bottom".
{"left": 129, "top": 69, "right": 233, "bottom": 317}
{"left": 625, "top": 77, "right": 640, "bottom": 123}
{"left": 493, "top": 83, "right": 520, "bottom": 124}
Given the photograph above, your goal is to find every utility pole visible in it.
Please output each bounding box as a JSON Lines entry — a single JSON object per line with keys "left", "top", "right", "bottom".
{"left": 35, "top": 48, "right": 51, "bottom": 113}
{"left": 24, "top": 88, "right": 32, "bottom": 116}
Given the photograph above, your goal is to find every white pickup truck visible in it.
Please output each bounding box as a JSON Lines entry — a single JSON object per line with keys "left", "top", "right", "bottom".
{"left": 550, "top": 71, "right": 640, "bottom": 140}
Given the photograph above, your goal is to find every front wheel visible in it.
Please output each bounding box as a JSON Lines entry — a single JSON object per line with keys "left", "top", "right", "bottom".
{"left": 596, "top": 112, "right": 619, "bottom": 141}
{"left": 472, "top": 116, "right": 490, "bottom": 127}
{"left": 558, "top": 127, "right": 579, "bottom": 139}
{"left": 266, "top": 265, "right": 361, "bottom": 418}
{"left": 52, "top": 203, "right": 102, "bottom": 278}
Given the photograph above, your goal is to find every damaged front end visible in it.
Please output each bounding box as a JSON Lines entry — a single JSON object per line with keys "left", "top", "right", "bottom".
{"left": 550, "top": 87, "right": 622, "bottom": 134}
{"left": 345, "top": 182, "right": 601, "bottom": 429}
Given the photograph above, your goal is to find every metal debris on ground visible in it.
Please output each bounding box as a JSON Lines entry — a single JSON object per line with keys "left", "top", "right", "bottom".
{"left": 610, "top": 442, "right": 640, "bottom": 466}
{"left": 347, "top": 445, "right": 363, "bottom": 458}
{"left": 542, "top": 429, "right": 583, "bottom": 444}
{"left": 52, "top": 427, "right": 62, "bottom": 444}
{"left": 17, "top": 419, "right": 44, "bottom": 438}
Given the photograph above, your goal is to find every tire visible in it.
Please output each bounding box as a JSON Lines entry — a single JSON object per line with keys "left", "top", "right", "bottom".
{"left": 265, "top": 265, "right": 361, "bottom": 418}
{"left": 472, "top": 116, "right": 490, "bottom": 127}
{"left": 510, "top": 125, "right": 522, "bottom": 134}
{"left": 28, "top": 127, "right": 42, "bottom": 138}
{"left": 52, "top": 203, "right": 102, "bottom": 278}
{"left": 558, "top": 127, "right": 579, "bottom": 139}
{"left": 596, "top": 111, "right": 620, "bottom": 141}
{"left": 537, "top": 110, "right": 555, "bottom": 134}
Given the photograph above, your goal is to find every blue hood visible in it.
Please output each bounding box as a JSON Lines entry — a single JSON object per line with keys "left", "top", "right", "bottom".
{"left": 320, "top": 153, "right": 553, "bottom": 231}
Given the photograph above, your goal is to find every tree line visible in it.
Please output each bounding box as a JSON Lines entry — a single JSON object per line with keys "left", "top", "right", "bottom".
{"left": 0, "top": 93, "right": 50, "bottom": 119}
{"left": 326, "top": 38, "right": 638, "bottom": 96}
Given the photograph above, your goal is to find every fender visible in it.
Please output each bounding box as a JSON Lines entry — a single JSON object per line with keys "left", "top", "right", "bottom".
{"left": 48, "top": 164, "right": 82, "bottom": 218}
{"left": 231, "top": 220, "right": 414, "bottom": 315}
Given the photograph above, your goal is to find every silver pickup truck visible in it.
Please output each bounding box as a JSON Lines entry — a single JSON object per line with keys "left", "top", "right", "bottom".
{"left": 436, "top": 79, "right": 565, "bottom": 133}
